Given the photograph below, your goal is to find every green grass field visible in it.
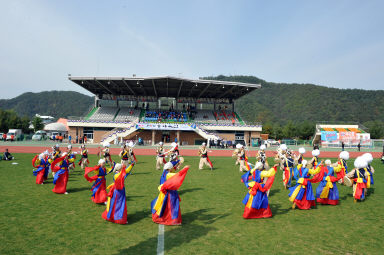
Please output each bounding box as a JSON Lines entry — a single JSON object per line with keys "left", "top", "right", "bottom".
{"left": 0, "top": 154, "right": 383, "bottom": 254}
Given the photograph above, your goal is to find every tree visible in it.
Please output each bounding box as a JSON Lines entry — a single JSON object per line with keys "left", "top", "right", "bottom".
{"left": 282, "top": 121, "right": 296, "bottom": 139}
{"left": 298, "top": 121, "right": 315, "bottom": 140}
{"left": 262, "top": 122, "right": 273, "bottom": 135}
{"left": 32, "top": 116, "right": 44, "bottom": 132}
{"left": 365, "top": 121, "right": 384, "bottom": 139}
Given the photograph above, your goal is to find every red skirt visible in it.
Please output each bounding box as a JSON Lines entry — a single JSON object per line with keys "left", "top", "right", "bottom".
{"left": 92, "top": 180, "right": 107, "bottom": 204}
{"left": 152, "top": 197, "right": 182, "bottom": 225}
{"left": 243, "top": 205, "right": 272, "bottom": 219}
{"left": 294, "top": 190, "right": 316, "bottom": 210}
{"left": 102, "top": 205, "right": 127, "bottom": 224}
{"left": 316, "top": 198, "right": 339, "bottom": 205}
{"left": 36, "top": 170, "right": 46, "bottom": 184}
{"left": 52, "top": 171, "right": 68, "bottom": 194}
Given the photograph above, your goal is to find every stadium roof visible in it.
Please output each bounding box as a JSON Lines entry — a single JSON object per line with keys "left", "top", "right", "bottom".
{"left": 68, "top": 76, "right": 261, "bottom": 100}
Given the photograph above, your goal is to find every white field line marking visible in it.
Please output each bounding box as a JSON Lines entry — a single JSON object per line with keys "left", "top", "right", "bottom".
{"left": 157, "top": 224, "right": 165, "bottom": 255}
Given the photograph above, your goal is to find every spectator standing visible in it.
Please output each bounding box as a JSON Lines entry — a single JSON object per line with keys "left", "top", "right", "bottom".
{"left": 341, "top": 142, "right": 345, "bottom": 151}
{"left": 2, "top": 133, "right": 6, "bottom": 141}
{"left": 357, "top": 142, "right": 361, "bottom": 151}
{"left": 84, "top": 135, "right": 87, "bottom": 144}
{"left": 68, "top": 135, "right": 72, "bottom": 144}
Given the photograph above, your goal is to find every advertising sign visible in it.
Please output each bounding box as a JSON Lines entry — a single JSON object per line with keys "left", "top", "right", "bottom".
{"left": 339, "top": 132, "right": 357, "bottom": 141}
{"left": 136, "top": 122, "right": 196, "bottom": 131}
{"left": 321, "top": 131, "right": 338, "bottom": 141}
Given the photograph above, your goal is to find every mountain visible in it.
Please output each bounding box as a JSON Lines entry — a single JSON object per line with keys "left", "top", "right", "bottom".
{"left": 203, "top": 75, "right": 384, "bottom": 126}
{"left": 0, "top": 91, "right": 94, "bottom": 118}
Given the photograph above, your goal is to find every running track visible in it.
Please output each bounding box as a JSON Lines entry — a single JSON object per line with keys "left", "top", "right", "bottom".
{"left": 1, "top": 145, "right": 382, "bottom": 158}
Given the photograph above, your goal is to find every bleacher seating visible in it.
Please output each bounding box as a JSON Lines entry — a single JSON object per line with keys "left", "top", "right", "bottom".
{"left": 144, "top": 110, "right": 188, "bottom": 122}
{"left": 194, "top": 110, "right": 216, "bottom": 123}
{"left": 114, "top": 108, "right": 140, "bottom": 122}
{"left": 88, "top": 107, "right": 118, "bottom": 121}
{"left": 213, "top": 110, "right": 241, "bottom": 125}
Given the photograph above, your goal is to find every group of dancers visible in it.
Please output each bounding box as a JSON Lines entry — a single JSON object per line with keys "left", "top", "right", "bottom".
{"left": 31, "top": 141, "right": 190, "bottom": 225}
{"left": 31, "top": 141, "right": 375, "bottom": 225}
{"left": 233, "top": 143, "right": 375, "bottom": 219}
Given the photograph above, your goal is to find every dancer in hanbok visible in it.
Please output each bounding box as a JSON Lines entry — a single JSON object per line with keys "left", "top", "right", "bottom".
{"left": 332, "top": 151, "right": 348, "bottom": 184}
{"left": 362, "top": 153, "right": 374, "bottom": 191}
{"left": 309, "top": 149, "right": 320, "bottom": 168}
{"left": 102, "top": 163, "right": 134, "bottom": 224}
{"left": 345, "top": 157, "right": 368, "bottom": 202}
{"left": 79, "top": 144, "right": 89, "bottom": 170}
{"left": 102, "top": 142, "right": 113, "bottom": 166}
{"left": 151, "top": 162, "right": 190, "bottom": 225}
{"left": 315, "top": 159, "right": 342, "bottom": 205}
{"left": 198, "top": 142, "right": 213, "bottom": 170}
{"left": 288, "top": 160, "right": 322, "bottom": 209}
{"left": 51, "top": 152, "right": 73, "bottom": 194}
{"left": 67, "top": 145, "right": 76, "bottom": 172}
{"left": 84, "top": 159, "right": 114, "bottom": 204}
{"left": 282, "top": 150, "right": 295, "bottom": 189}
{"left": 119, "top": 144, "right": 130, "bottom": 166}
{"left": 256, "top": 145, "right": 269, "bottom": 169}
{"left": 156, "top": 142, "right": 166, "bottom": 170}
{"left": 32, "top": 151, "right": 49, "bottom": 184}
{"left": 241, "top": 162, "right": 277, "bottom": 219}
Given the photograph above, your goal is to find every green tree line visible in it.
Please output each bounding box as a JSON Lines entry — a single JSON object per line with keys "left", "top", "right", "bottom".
{"left": 204, "top": 75, "right": 384, "bottom": 139}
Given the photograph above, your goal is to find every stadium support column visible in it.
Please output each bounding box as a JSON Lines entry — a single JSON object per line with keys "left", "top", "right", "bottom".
{"left": 177, "top": 130, "right": 180, "bottom": 144}
{"left": 232, "top": 102, "right": 234, "bottom": 112}
{"left": 152, "top": 130, "right": 156, "bottom": 146}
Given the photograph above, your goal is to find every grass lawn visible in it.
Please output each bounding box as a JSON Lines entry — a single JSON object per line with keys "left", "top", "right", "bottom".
{"left": 0, "top": 153, "right": 383, "bottom": 254}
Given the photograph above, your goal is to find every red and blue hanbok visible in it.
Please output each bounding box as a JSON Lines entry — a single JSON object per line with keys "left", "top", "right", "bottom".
{"left": 102, "top": 164, "right": 134, "bottom": 224}
{"left": 315, "top": 165, "right": 342, "bottom": 205}
{"left": 51, "top": 156, "right": 73, "bottom": 194}
{"left": 283, "top": 157, "right": 295, "bottom": 188}
{"left": 32, "top": 154, "right": 50, "bottom": 184}
{"left": 151, "top": 166, "right": 190, "bottom": 225}
{"left": 241, "top": 166, "right": 276, "bottom": 219}
{"left": 84, "top": 163, "right": 114, "bottom": 204}
{"left": 288, "top": 164, "right": 321, "bottom": 209}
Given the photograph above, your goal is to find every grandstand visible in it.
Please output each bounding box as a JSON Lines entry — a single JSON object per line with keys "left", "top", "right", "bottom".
{"left": 67, "top": 76, "right": 262, "bottom": 146}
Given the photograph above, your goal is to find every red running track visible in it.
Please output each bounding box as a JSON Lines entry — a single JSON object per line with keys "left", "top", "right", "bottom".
{"left": 0, "top": 145, "right": 382, "bottom": 158}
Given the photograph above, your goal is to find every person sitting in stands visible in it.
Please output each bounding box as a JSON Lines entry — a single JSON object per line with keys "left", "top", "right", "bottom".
{"left": 3, "top": 149, "right": 14, "bottom": 160}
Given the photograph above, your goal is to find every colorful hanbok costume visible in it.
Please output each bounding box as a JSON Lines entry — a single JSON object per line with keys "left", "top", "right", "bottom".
{"left": 151, "top": 165, "right": 190, "bottom": 225}
{"left": 51, "top": 155, "right": 74, "bottom": 194}
{"left": 315, "top": 164, "right": 342, "bottom": 205}
{"left": 84, "top": 163, "right": 115, "bottom": 204}
{"left": 102, "top": 163, "right": 134, "bottom": 224}
{"left": 362, "top": 153, "right": 374, "bottom": 190}
{"left": 288, "top": 162, "right": 321, "bottom": 209}
{"left": 346, "top": 157, "right": 368, "bottom": 201}
{"left": 283, "top": 155, "right": 295, "bottom": 188}
{"left": 241, "top": 165, "right": 277, "bottom": 219}
{"left": 32, "top": 153, "right": 49, "bottom": 184}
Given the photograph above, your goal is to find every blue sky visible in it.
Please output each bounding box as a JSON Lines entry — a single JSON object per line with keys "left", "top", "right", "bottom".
{"left": 0, "top": 0, "right": 383, "bottom": 98}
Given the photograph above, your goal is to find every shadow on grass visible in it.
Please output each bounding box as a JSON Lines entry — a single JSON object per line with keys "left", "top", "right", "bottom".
{"left": 270, "top": 203, "right": 291, "bottom": 216}
{"left": 268, "top": 188, "right": 280, "bottom": 197}
{"left": 179, "top": 187, "right": 203, "bottom": 195}
{"left": 128, "top": 208, "right": 151, "bottom": 224}
{"left": 116, "top": 209, "right": 229, "bottom": 254}
{"left": 66, "top": 187, "right": 90, "bottom": 193}
{"left": 131, "top": 172, "right": 150, "bottom": 175}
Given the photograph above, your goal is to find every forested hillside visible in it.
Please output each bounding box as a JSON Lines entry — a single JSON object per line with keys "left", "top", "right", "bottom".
{"left": 0, "top": 91, "right": 93, "bottom": 118}
{"left": 204, "top": 75, "right": 384, "bottom": 138}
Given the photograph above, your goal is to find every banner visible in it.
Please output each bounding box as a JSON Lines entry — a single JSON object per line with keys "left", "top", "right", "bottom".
{"left": 339, "top": 132, "right": 357, "bottom": 142}
{"left": 136, "top": 122, "right": 196, "bottom": 131}
{"left": 321, "top": 131, "right": 338, "bottom": 141}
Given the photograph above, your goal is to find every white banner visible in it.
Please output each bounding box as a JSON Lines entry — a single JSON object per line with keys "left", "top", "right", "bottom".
{"left": 136, "top": 122, "right": 196, "bottom": 131}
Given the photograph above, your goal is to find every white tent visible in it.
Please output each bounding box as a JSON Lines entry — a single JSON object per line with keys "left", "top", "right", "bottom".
{"left": 44, "top": 122, "right": 67, "bottom": 132}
